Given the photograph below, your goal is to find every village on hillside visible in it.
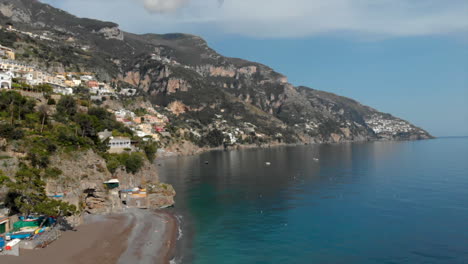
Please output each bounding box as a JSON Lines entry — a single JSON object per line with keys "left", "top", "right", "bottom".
{"left": 0, "top": 24, "right": 175, "bottom": 155}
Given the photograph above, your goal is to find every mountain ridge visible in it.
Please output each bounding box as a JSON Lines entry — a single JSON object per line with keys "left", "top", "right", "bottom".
{"left": 0, "top": 0, "right": 433, "bottom": 145}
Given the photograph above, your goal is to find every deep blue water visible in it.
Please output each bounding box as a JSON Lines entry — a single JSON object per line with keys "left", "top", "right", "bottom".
{"left": 158, "top": 138, "right": 468, "bottom": 264}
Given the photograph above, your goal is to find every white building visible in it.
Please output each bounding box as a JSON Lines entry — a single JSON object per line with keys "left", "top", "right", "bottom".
{"left": 80, "top": 75, "right": 94, "bottom": 81}
{"left": 108, "top": 137, "right": 132, "bottom": 150}
{"left": 119, "top": 88, "right": 137, "bottom": 96}
{"left": 0, "top": 71, "right": 12, "bottom": 89}
{"left": 72, "top": 79, "right": 82, "bottom": 86}
{"left": 89, "top": 87, "right": 99, "bottom": 95}
{"left": 115, "top": 109, "right": 136, "bottom": 120}
{"left": 53, "top": 87, "right": 74, "bottom": 95}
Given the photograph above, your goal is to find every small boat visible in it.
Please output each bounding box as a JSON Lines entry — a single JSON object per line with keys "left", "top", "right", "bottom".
{"left": 265, "top": 162, "right": 271, "bottom": 166}
{"left": 8, "top": 232, "right": 32, "bottom": 240}
{"left": 313, "top": 158, "right": 319, "bottom": 161}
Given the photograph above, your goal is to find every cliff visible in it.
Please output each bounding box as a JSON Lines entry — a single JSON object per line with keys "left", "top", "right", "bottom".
{"left": 0, "top": 147, "right": 174, "bottom": 225}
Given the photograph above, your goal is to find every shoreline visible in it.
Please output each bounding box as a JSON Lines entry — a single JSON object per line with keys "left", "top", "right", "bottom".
{"left": 1, "top": 209, "right": 178, "bottom": 264}
{"left": 156, "top": 137, "right": 435, "bottom": 160}
{"left": 155, "top": 210, "right": 178, "bottom": 264}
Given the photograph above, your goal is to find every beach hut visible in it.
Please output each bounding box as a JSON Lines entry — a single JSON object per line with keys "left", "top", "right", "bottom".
{"left": 104, "top": 179, "right": 120, "bottom": 189}
{"left": 0, "top": 215, "right": 9, "bottom": 234}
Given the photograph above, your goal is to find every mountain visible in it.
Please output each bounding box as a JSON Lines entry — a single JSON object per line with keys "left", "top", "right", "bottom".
{"left": 0, "top": 0, "right": 433, "bottom": 145}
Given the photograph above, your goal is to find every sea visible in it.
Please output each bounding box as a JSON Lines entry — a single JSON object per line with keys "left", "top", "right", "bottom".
{"left": 158, "top": 137, "right": 468, "bottom": 264}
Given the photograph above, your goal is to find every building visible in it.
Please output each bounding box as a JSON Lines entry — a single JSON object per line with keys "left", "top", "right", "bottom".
{"left": 119, "top": 88, "right": 137, "bottom": 96}
{"left": 86, "top": 80, "right": 99, "bottom": 88}
{"left": 108, "top": 137, "right": 132, "bottom": 153}
{"left": 80, "top": 75, "right": 93, "bottom": 81}
{"left": 104, "top": 179, "right": 120, "bottom": 189}
{"left": 0, "top": 215, "right": 10, "bottom": 234}
{"left": 0, "top": 45, "right": 15, "bottom": 60}
{"left": 53, "top": 87, "right": 73, "bottom": 95}
{"left": 0, "top": 59, "right": 35, "bottom": 74}
{"left": 0, "top": 71, "right": 12, "bottom": 89}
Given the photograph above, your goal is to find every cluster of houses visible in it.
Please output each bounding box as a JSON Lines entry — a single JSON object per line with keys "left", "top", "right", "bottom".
{"left": 365, "top": 114, "right": 417, "bottom": 136}
{"left": 211, "top": 113, "right": 273, "bottom": 145}
{"left": 0, "top": 44, "right": 130, "bottom": 99}
{"left": 98, "top": 107, "right": 170, "bottom": 153}
{"left": 0, "top": 53, "right": 117, "bottom": 95}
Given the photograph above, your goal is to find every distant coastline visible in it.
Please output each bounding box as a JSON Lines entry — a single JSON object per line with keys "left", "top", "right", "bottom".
{"left": 156, "top": 137, "right": 436, "bottom": 159}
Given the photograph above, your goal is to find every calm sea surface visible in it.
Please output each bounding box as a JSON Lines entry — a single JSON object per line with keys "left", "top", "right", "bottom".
{"left": 158, "top": 138, "right": 468, "bottom": 264}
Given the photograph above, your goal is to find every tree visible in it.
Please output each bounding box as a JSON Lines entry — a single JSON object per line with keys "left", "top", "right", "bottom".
{"left": 0, "top": 91, "right": 35, "bottom": 124}
{"left": 38, "top": 104, "right": 50, "bottom": 133}
{"left": 4, "top": 164, "right": 77, "bottom": 218}
{"left": 74, "top": 113, "right": 99, "bottom": 138}
{"left": 142, "top": 141, "right": 158, "bottom": 161}
{"left": 123, "top": 152, "right": 145, "bottom": 174}
{"left": 204, "top": 129, "right": 224, "bottom": 147}
{"left": 0, "top": 124, "right": 24, "bottom": 140}
{"left": 6, "top": 165, "right": 48, "bottom": 216}
{"left": 34, "top": 84, "right": 53, "bottom": 94}
{"left": 56, "top": 95, "right": 77, "bottom": 120}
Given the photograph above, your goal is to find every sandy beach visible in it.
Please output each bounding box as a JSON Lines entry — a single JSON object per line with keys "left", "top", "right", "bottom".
{"left": 2, "top": 208, "right": 177, "bottom": 264}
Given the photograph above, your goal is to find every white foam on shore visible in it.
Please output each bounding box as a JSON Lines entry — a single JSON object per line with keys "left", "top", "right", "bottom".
{"left": 175, "top": 214, "right": 183, "bottom": 240}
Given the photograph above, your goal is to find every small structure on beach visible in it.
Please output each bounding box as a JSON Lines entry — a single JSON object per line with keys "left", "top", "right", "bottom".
{"left": 0, "top": 215, "right": 10, "bottom": 235}
{"left": 104, "top": 179, "right": 120, "bottom": 189}
{"left": 120, "top": 188, "right": 148, "bottom": 209}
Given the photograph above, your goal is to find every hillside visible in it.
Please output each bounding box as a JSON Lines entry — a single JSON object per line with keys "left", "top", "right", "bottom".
{"left": 0, "top": 0, "right": 433, "bottom": 145}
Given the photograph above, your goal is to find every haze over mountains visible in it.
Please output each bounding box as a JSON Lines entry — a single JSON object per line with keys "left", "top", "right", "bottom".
{"left": 0, "top": 0, "right": 433, "bottom": 144}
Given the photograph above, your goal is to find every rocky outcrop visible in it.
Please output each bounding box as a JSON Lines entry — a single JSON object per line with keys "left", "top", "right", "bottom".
{"left": 147, "top": 183, "right": 176, "bottom": 209}
{"left": 97, "top": 26, "right": 124, "bottom": 40}
{"left": 44, "top": 149, "right": 162, "bottom": 225}
{"left": 165, "top": 78, "right": 191, "bottom": 93}
{"left": 0, "top": 3, "right": 32, "bottom": 23}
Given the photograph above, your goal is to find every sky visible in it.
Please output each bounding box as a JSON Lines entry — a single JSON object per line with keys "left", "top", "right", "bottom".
{"left": 41, "top": 0, "right": 468, "bottom": 137}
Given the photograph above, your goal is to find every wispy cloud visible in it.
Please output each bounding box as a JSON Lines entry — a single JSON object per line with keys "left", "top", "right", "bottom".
{"left": 137, "top": 0, "right": 190, "bottom": 13}
{"left": 41, "top": 0, "right": 468, "bottom": 38}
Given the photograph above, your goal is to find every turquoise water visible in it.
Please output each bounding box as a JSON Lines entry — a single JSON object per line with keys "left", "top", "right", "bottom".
{"left": 158, "top": 138, "right": 468, "bottom": 263}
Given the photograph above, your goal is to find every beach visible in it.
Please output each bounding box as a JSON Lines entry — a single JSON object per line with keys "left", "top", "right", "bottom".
{"left": 2, "top": 208, "right": 177, "bottom": 264}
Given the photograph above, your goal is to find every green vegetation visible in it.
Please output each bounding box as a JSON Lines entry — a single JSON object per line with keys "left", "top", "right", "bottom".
{"left": 104, "top": 152, "right": 145, "bottom": 174}
{"left": 202, "top": 129, "right": 225, "bottom": 147}
{"left": 0, "top": 90, "right": 153, "bottom": 220}
{"left": 141, "top": 140, "right": 159, "bottom": 161}
{"left": 1, "top": 165, "right": 77, "bottom": 218}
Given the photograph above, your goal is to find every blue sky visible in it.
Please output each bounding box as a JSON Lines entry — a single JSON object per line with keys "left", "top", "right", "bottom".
{"left": 42, "top": 0, "right": 468, "bottom": 136}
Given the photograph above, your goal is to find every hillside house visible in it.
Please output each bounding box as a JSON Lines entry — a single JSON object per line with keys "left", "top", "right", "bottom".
{"left": 53, "top": 87, "right": 73, "bottom": 95}
{"left": 0, "top": 45, "right": 15, "bottom": 60}
{"left": 0, "top": 59, "right": 35, "bottom": 74}
{"left": 119, "top": 88, "right": 137, "bottom": 96}
{"left": 80, "top": 75, "right": 93, "bottom": 81}
{"left": 87, "top": 80, "right": 99, "bottom": 88}
{"left": 108, "top": 137, "right": 133, "bottom": 153}
{"left": 0, "top": 71, "right": 12, "bottom": 89}
{"left": 64, "top": 80, "right": 78, "bottom": 87}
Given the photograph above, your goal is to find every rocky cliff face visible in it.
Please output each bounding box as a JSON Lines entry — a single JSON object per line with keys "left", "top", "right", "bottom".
{"left": 0, "top": 148, "right": 175, "bottom": 225}
{"left": 0, "top": 0, "right": 433, "bottom": 144}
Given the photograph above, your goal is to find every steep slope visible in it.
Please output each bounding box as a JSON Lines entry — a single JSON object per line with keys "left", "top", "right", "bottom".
{"left": 0, "top": 0, "right": 433, "bottom": 144}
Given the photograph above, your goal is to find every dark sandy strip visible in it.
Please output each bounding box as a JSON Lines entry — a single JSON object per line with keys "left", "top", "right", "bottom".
{"left": 1, "top": 209, "right": 177, "bottom": 264}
